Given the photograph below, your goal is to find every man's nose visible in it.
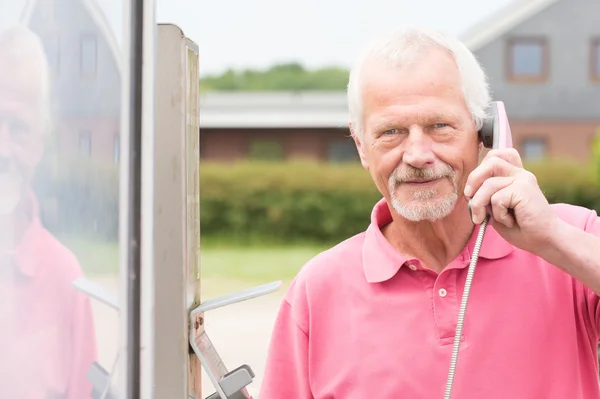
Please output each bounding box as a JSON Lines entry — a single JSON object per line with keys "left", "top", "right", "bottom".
{"left": 402, "top": 128, "right": 435, "bottom": 169}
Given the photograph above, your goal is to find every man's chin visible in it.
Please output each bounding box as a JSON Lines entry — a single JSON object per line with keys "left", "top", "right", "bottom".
{"left": 0, "top": 193, "right": 22, "bottom": 216}
{"left": 390, "top": 194, "right": 459, "bottom": 222}
{"left": 0, "top": 175, "right": 24, "bottom": 216}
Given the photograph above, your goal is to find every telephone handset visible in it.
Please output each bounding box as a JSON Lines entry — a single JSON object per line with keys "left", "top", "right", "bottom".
{"left": 467, "top": 101, "right": 514, "bottom": 219}
{"left": 478, "top": 100, "right": 513, "bottom": 150}
{"left": 444, "top": 101, "right": 514, "bottom": 399}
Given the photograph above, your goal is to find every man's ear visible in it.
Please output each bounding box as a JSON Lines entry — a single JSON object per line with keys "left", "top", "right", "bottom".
{"left": 350, "top": 122, "right": 369, "bottom": 170}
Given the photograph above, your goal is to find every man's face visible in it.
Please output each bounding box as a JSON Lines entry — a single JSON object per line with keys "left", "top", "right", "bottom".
{"left": 0, "top": 85, "right": 45, "bottom": 215}
{"left": 353, "top": 47, "right": 481, "bottom": 222}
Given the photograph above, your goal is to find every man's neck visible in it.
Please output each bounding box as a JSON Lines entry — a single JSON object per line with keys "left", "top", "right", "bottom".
{"left": 0, "top": 197, "right": 32, "bottom": 255}
{"left": 382, "top": 198, "right": 475, "bottom": 273}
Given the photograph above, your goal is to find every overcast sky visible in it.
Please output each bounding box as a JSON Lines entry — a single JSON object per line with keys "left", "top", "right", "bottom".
{"left": 156, "top": 0, "right": 516, "bottom": 76}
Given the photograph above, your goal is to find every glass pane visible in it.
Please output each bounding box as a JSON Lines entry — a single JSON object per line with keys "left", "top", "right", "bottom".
{"left": 79, "top": 130, "right": 92, "bottom": 156}
{"left": 113, "top": 133, "right": 120, "bottom": 164}
{"left": 80, "top": 34, "right": 98, "bottom": 76}
{"left": 0, "top": 1, "right": 124, "bottom": 398}
{"left": 249, "top": 140, "right": 284, "bottom": 160}
{"left": 511, "top": 41, "right": 544, "bottom": 76}
{"left": 522, "top": 139, "right": 546, "bottom": 161}
{"left": 328, "top": 139, "right": 359, "bottom": 163}
{"left": 595, "top": 41, "right": 600, "bottom": 77}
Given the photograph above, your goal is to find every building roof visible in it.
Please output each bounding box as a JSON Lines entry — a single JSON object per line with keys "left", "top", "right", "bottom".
{"left": 460, "top": 0, "right": 561, "bottom": 52}
{"left": 199, "top": 91, "right": 350, "bottom": 129}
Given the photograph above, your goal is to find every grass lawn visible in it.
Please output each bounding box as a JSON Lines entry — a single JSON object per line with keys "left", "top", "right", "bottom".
{"left": 57, "top": 235, "right": 327, "bottom": 298}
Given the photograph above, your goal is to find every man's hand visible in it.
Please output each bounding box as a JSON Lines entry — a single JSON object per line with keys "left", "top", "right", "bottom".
{"left": 464, "top": 148, "right": 562, "bottom": 255}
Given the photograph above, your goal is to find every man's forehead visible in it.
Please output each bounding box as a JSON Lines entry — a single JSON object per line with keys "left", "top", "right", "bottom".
{"left": 360, "top": 56, "right": 466, "bottom": 121}
{"left": 362, "top": 61, "right": 462, "bottom": 98}
{"left": 0, "top": 95, "right": 38, "bottom": 117}
{"left": 0, "top": 66, "right": 47, "bottom": 104}
{"left": 0, "top": 27, "right": 49, "bottom": 106}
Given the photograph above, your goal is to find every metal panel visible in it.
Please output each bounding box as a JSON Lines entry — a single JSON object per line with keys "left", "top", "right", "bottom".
{"left": 134, "top": 22, "right": 202, "bottom": 399}
{"left": 118, "top": 0, "right": 148, "bottom": 398}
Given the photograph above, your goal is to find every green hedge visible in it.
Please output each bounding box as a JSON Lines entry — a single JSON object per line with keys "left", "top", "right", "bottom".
{"left": 32, "top": 158, "right": 600, "bottom": 245}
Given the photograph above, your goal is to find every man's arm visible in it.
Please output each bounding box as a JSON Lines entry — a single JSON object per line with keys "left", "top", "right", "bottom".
{"left": 66, "top": 289, "right": 98, "bottom": 399}
{"left": 259, "top": 299, "right": 313, "bottom": 399}
{"left": 540, "top": 212, "right": 600, "bottom": 295}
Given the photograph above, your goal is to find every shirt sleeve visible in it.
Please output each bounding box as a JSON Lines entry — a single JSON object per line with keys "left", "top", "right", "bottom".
{"left": 259, "top": 298, "right": 313, "bottom": 399}
{"left": 65, "top": 289, "right": 98, "bottom": 399}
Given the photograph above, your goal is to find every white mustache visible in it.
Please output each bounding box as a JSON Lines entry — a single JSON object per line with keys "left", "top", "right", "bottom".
{"left": 392, "top": 165, "right": 455, "bottom": 184}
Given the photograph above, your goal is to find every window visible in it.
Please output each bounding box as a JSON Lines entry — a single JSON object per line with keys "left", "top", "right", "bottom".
{"left": 521, "top": 138, "right": 546, "bottom": 161}
{"left": 78, "top": 130, "right": 91, "bottom": 156}
{"left": 113, "top": 134, "right": 120, "bottom": 164}
{"left": 80, "top": 34, "right": 97, "bottom": 76}
{"left": 248, "top": 140, "right": 284, "bottom": 160}
{"left": 45, "top": 34, "right": 60, "bottom": 75}
{"left": 591, "top": 38, "right": 600, "bottom": 82}
{"left": 328, "top": 140, "right": 359, "bottom": 163}
{"left": 506, "top": 37, "right": 548, "bottom": 82}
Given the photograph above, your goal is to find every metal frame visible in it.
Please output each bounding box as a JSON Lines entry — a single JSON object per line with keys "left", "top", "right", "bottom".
{"left": 112, "top": 5, "right": 283, "bottom": 396}
{"left": 189, "top": 282, "right": 282, "bottom": 399}
{"left": 118, "top": 0, "right": 148, "bottom": 398}
{"left": 122, "top": 22, "right": 201, "bottom": 399}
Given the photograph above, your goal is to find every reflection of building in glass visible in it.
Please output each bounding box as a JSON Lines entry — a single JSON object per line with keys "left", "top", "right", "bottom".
{"left": 14, "top": 0, "right": 122, "bottom": 163}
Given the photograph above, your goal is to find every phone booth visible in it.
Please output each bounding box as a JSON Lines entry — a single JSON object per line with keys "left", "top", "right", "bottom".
{"left": 0, "top": 1, "right": 280, "bottom": 398}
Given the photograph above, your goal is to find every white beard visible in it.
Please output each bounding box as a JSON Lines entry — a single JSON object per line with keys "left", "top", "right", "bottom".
{"left": 390, "top": 189, "right": 458, "bottom": 222}
{"left": 0, "top": 171, "right": 23, "bottom": 216}
{"left": 388, "top": 164, "right": 459, "bottom": 222}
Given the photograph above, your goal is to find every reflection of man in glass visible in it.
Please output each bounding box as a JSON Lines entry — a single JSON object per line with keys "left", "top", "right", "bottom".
{"left": 0, "top": 26, "right": 97, "bottom": 398}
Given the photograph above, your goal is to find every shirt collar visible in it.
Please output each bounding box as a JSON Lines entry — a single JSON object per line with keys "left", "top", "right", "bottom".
{"left": 363, "top": 198, "right": 515, "bottom": 283}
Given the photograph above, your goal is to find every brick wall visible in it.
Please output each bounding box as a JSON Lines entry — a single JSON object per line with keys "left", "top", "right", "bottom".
{"left": 510, "top": 121, "right": 599, "bottom": 162}
{"left": 200, "top": 122, "right": 600, "bottom": 164}
{"left": 56, "top": 117, "right": 120, "bottom": 164}
{"left": 55, "top": 120, "right": 598, "bottom": 165}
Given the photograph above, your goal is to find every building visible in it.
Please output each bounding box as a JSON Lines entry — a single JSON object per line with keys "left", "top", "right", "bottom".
{"left": 199, "top": 91, "right": 359, "bottom": 163}
{"left": 200, "top": 0, "right": 600, "bottom": 164}
{"left": 4, "top": 0, "right": 123, "bottom": 165}
{"left": 461, "top": 0, "right": 600, "bottom": 162}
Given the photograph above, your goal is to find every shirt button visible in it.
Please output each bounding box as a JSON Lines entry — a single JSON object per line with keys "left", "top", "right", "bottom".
{"left": 439, "top": 288, "right": 447, "bottom": 297}
{"left": 408, "top": 264, "right": 417, "bottom": 271}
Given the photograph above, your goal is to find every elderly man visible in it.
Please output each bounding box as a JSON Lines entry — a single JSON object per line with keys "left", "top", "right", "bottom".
{"left": 259, "top": 27, "right": 600, "bottom": 398}
{"left": 0, "top": 26, "right": 98, "bottom": 398}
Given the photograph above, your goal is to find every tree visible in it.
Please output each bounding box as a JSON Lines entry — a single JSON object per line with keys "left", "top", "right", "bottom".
{"left": 200, "top": 62, "right": 349, "bottom": 92}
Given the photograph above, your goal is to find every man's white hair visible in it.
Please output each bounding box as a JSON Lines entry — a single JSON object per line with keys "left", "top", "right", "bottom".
{"left": 347, "top": 27, "right": 491, "bottom": 140}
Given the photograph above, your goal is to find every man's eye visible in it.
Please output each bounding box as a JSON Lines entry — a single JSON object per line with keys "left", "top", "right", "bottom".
{"left": 383, "top": 129, "right": 397, "bottom": 135}
{"left": 0, "top": 117, "right": 29, "bottom": 135}
{"left": 434, "top": 123, "right": 450, "bottom": 129}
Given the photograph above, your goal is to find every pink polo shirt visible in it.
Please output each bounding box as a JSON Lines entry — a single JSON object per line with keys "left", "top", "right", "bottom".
{"left": 260, "top": 198, "right": 600, "bottom": 399}
{"left": 0, "top": 195, "right": 98, "bottom": 399}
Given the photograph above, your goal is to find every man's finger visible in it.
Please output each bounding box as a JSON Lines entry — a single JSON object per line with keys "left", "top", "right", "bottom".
{"left": 469, "top": 176, "right": 514, "bottom": 224}
{"left": 465, "top": 156, "right": 520, "bottom": 198}
{"left": 483, "top": 148, "right": 524, "bottom": 168}
{"left": 490, "top": 186, "right": 518, "bottom": 228}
